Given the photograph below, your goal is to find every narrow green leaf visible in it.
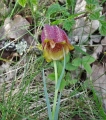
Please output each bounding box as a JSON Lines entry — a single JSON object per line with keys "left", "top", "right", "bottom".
{"left": 54, "top": 92, "right": 62, "bottom": 120}
{"left": 43, "top": 69, "right": 52, "bottom": 120}
{"left": 56, "top": 49, "right": 66, "bottom": 89}
{"left": 18, "top": 0, "right": 27, "bottom": 7}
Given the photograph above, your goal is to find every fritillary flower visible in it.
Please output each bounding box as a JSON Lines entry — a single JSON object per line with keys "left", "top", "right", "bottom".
{"left": 41, "top": 25, "right": 74, "bottom": 62}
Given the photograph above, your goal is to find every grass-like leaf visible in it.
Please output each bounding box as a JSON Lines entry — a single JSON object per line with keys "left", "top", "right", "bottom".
{"left": 54, "top": 92, "right": 62, "bottom": 120}
{"left": 43, "top": 69, "right": 52, "bottom": 120}
{"left": 56, "top": 50, "right": 66, "bottom": 90}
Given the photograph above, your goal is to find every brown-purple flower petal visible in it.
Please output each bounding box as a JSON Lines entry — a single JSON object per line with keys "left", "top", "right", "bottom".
{"left": 41, "top": 25, "right": 74, "bottom": 62}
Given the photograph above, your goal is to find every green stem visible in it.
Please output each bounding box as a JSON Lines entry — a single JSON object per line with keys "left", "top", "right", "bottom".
{"left": 52, "top": 60, "right": 58, "bottom": 120}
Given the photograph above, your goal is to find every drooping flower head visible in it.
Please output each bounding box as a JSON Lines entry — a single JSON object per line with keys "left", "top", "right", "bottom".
{"left": 41, "top": 25, "right": 74, "bottom": 62}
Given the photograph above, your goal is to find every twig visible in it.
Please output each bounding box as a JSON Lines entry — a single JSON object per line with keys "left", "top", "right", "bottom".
{"left": 74, "top": 13, "right": 87, "bottom": 20}
{"left": 76, "top": 44, "right": 106, "bottom": 47}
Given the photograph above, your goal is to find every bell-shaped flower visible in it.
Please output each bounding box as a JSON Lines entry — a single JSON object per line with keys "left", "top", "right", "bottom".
{"left": 41, "top": 25, "right": 74, "bottom": 62}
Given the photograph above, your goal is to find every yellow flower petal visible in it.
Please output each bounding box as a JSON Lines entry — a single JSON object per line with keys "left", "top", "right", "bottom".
{"left": 50, "top": 48, "right": 64, "bottom": 60}
{"left": 49, "top": 43, "right": 69, "bottom": 61}
{"left": 68, "top": 44, "right": 74, "bottom": 50}
{"left": 43, "top": 41, "right": 74, "bottom": 62}
{"left": 43, "top": 43, "right": 52, "bottom": 62}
